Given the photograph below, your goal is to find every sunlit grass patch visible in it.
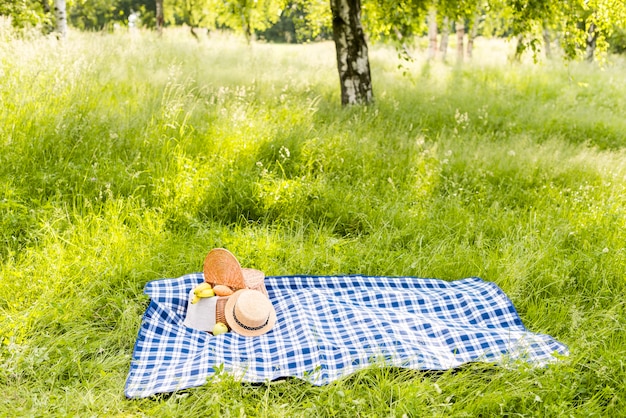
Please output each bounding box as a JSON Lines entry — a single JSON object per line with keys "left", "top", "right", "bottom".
{"left": 1, "top": 30, "right": 626, "bottom": 416}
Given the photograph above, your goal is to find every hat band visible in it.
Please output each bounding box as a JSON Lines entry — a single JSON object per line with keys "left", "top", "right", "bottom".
{"left": 232, "top": 309, "right": 270, "bottom": 332}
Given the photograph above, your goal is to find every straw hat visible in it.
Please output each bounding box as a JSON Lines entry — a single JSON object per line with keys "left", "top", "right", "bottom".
{"left": 224, "top": 289, "right": 276, "bottom": 337}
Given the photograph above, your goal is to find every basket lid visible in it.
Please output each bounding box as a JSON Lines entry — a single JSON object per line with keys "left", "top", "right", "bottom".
{"left": 203, "top": 248, "right": 246, "bottom": 290}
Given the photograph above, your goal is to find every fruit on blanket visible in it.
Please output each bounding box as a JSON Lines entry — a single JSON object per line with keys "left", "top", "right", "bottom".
{"left": 193, "top": 282, "right": 212, "bottom": 295}
{"left": 213, "top": 322, "right": 229, "bottom": 335}
{"left": 213, "top": 284, "right": 234, "bottom": 296}
{"left": 191, "top": 282, "right": 215, "bottom": 304}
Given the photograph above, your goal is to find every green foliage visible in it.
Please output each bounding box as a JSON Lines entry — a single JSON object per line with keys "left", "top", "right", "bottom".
{"left": 608, "top": 25, "right": 626, "bottom": 54}
{"left": 438, "top": 0, "right": 483, "bottom": 21}
{"left": 0, "top": 0, "right": 51, "bottom": 29}
{"left": 165, "top": 0, "right": 217, "bottom": 28}
{"left": 1, "top": 31, "right": 626, "bottom": 416}
{"left": 216, "top": 0, "right": 288, "bottom": 39}
{"left": 162, "top": 0, "right": 290, "bottom": 39}
{"left": 0, "top": 0, "right": 155, "bottom": 31}
{"left": 258, "top": 1, "right": 332, "bottom": 43}
{"left": 504, "top": 0, "right": 626, "bottom": 61}
{"left": 69, "top": 0, "right": 156, "bottom": 30}
{"left": 363, "top": 0, "right": 429, "bottom": 41}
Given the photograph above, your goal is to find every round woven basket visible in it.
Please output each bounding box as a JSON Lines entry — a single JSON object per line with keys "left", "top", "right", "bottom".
{"left": 203, "top": 248, "right": 246, "bottom": 290}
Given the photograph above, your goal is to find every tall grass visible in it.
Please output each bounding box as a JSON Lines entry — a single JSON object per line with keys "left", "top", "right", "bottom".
{"left": 1, "top": 29, "right": 625, "bottom": 416}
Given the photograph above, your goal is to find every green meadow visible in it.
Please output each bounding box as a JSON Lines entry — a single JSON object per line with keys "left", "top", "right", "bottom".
{"left": 1, "top": 28, "right": 625, "bottom": 416}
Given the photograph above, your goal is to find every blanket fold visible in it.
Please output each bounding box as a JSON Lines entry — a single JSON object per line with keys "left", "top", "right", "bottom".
{"left": 125, "top": 274, "right": 568, "bottom": 399}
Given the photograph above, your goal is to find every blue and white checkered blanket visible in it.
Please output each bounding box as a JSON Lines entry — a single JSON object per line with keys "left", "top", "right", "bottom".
{"left": 125, "top": 274, "right": 568, "bottom": 398}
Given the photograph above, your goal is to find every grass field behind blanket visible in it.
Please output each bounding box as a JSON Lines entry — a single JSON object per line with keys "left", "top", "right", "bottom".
{"left": 1, "top": 29, "right": 625, "bottom": 416}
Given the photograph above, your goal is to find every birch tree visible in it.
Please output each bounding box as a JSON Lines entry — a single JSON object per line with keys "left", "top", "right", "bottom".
{"left": 330, "top": 0, "right": 373, "bottom": 105}
{"left": 427, "top": 6, "right": 438, "bottom": 60}
{"left": 542, "top": 23, "right": 553, "bottom": 59}
{"left": 466, "top": 12, "right": 480, "bottom": 59}
{"left": 455, "top": 19, "right": 464, "bottom": 63}
{"left": 440, "top": 16, "right": 450, "bottom": 60}
{"left": 54, "top": 0, "right": 67, "bottom": 39}
{"left": 156, "top": 0, "right": 164, "bottom": 34}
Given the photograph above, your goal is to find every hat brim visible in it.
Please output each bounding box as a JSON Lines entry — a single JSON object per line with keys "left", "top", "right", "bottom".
{"left": 224, "top": 290, "right": 277, "bottom": 337}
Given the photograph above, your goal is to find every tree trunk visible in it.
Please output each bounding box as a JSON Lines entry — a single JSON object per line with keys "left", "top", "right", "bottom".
{"left": 156, "top": 0, "right": 164, "bottom": 35}
{"left": 467, "top": 14, "right": 479, "bottom": 60}
{"left": 543, "top": 26, "right": 552, "bottom": 59}
{"left": 456, "top": 19, "right": 465, "bottom": 64}
{"left": 513, "top": 34, "right": 524, "bottom": 62}
{"left": 440, "top": 17, "right": 449, "bottom": 61}
{"left": 240, "top": 10, "right": 253, "bottom": 43}
{"left": 190, "top": 26, "right": 199, "bottom": 41}
{"left": 329, "top": 0, "right": 373, "bottom": 106}
{"left": 427, "top": 7, "right": 438, "bottom": 60}
{"left": 585, "top": 22, "right": 597, "bottom": 62}
{"left": 53, "top": 0, "right": 67, "bottom": 39}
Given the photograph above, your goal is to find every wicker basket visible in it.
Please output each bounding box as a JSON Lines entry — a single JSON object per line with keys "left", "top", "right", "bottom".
{"left": 202, "top": 248, "right": 268, "bottom": 328}
{"left": 203, "top": 248, "right": 246, "bottom": 290}
{"left": 241, "top": 268, "right": 269, "bottom": 297}
{"left": 215, "top": 297, "right": 229, "bottom": 325}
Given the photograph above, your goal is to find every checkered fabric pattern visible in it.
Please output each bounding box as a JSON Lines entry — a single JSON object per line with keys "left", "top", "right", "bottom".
{"left": 125, "top": 274, "right": 568, "bottom": 398}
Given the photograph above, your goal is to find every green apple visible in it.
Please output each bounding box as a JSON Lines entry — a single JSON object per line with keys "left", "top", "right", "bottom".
{"left": 212, "top": 322, "right": 229, "bottom": 336}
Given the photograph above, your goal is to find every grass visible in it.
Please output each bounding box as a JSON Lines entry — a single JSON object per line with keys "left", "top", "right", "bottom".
{"left": 1, "top": 27, "right": 626, "bottom": 416}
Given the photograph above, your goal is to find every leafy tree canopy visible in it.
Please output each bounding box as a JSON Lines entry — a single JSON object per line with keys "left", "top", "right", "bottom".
{"left": 0, "top": 0, "right": 51, "bottom": 29}
{"left": 70, "top": 0, "right": 156, "bottom": 30}
{"left": 1, "top": 0, "right": 625, "bottom": 58}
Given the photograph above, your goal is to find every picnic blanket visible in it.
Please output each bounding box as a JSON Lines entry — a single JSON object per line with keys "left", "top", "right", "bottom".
{"left": 125, "top": 274, "right": 568, "bottom": 399}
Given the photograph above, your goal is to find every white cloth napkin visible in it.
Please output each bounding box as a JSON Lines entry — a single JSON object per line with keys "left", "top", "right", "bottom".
{"left": 183, "top": 289, "right": 219, "bottom": 332}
